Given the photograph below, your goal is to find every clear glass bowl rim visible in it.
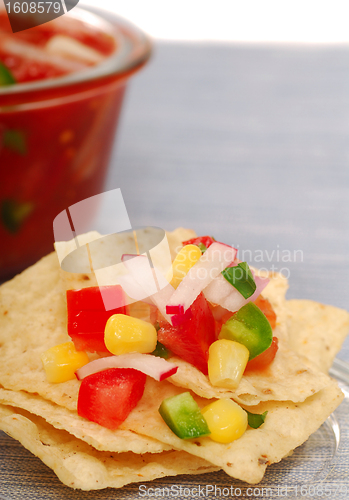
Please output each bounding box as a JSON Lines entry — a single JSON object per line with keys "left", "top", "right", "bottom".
{"left": 0, "top": 5, "right": 152, "bottom": 101}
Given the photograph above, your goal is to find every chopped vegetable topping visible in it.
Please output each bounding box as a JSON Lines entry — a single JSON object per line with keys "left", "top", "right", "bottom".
{"left": 75, "top": 352, "right": 178, "bottom": 382}
{"left": 77, "top": 368, "right": 146, "bottom": 430}
{"left": 169, "top": 244, "right": 202, "bottom": 289}
{"left": 46, "top": 233, "right": 280, "bottom": 436}
{"left": 167, "top": 242, "right": 237, "bottom": 314}
{"left": 159, "top": 392, "right": 210, "bottom": 439}
{"left": 104, "top": 314, "right": 157, "bottom": 355}
{"left": 182, "top": 235, "right": 216, "bottom": 249}
{"left": 219, "top": 302, "right": 273, "bottom": 360}
{"left": 254, "top": 296, "right": 277, "bottom": 329}
{"left": 151, "top": 341, "right": 172, "bottom": 359}
{"left": 67, "top": 285, "right": 128, "bottom": 353}
{"left": 222, "top": 262, "right": 257, "bottom": 299}
{"left": 245, "top": 337, "right": 279, "bottom": 371}
{"left": 197, "top": 242, "right": 207, "bottom": 253}
{"left": 158, "top": 293, "right": 216, "bottom": 374}
{"left": 201, "top": 399, "right": 248, "bottom": 443}
{"left": 247, "top": 410, "right": 268, "bottom": 429}
{"left": 41, "top": 341, "right": 89, "bottom": 383}
{"left": 208, "top": 339, "right": 249, "bottom": 389}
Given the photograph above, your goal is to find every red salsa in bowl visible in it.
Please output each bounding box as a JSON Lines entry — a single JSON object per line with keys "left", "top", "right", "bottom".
{"left": 0, "top": 7, "right": 151, "bottom": 279}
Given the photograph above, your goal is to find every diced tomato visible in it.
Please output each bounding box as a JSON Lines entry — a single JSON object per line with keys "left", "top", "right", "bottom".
{"left": 157, "top": 293, "right": 216, "bottom": 374}
{"left": 0, "top": 49, "right": 67, "bottom": 83}
{"left": 182, "top": 235, "right": 216, "bottom": 249}
{"left": 209, "top": 303, "right": 235, "bottom": 337}
{"left": 77, "top": 368, "right": 146, "bottom": 430}
{"left": 0, "top": 12, "right": 115, "bottom": 55}
{"left": 69, "top": 332, "right": 109, "bottom": 353}
{"left": 244, "top": 337, "right": 279, "bottom": 372}
{"left": 254, "top": 295, "right": 277, "bottom": 329}
{"left": 67, "top": 285, "right": 128, "bottom": 353}
{"left": 67, "top": 285, "right": 127, "bottom": 312}
{"left": 128, "top": 301, "right": 158, "bottom": 325}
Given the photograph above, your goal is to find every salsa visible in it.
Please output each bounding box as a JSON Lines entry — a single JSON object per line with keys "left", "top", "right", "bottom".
{"left": 0, "top": 9, "right": 149, "bottom": 279}
{"left": 0, "top": 11, "right": 115, "bottom": 83}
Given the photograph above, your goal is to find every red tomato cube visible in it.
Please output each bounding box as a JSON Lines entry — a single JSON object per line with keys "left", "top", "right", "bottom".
{"left": 77, "top": 368, "right": 146, "bottom": 430}
{"left": 158, "top": 293, "right": 216, "bottom": 374}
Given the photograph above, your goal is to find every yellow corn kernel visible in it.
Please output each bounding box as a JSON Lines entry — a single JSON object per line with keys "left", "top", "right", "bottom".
{"left": 105, "top": 314, "right": 157, "bottom": 355}
{"left": 201, "top": 399, "right": 248, "bottom": 443}
{"left": 168, "top": 244, "right": 202, "bottom": 289}
{"left": 208, "top": 339, "right": 249, "bottom": 389}
{"left": 41, "top": 341, "right": 89, "bottom": 384}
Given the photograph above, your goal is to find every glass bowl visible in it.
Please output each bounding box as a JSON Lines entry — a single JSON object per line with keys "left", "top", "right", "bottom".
{"left": 0, "top": 5, "right": 151, "bottom": 280}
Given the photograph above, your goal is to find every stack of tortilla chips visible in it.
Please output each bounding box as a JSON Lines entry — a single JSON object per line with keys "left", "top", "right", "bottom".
{"left": 0, "top": 228, "right": 348, "bottom": 490}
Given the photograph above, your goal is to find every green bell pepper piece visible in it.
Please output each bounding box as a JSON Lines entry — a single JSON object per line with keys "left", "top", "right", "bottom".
{"left": 222, "top": 262, "right": 256, "bottom": 299}
{"left": 247, "top": 410, "right": 268, "bottom": 429}
{"left": 151, "top": 341, "right": 171, "bottom": 359}
{"left": 159, "top": 392, "right": 211, "bottom": 439}
{"left": 219, "top": 302, "right": 272, "bottom": 360}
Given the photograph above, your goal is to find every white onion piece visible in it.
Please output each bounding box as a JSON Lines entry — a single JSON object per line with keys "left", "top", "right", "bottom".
{"left": 122, "top": 254, "right": 174, "bottom": 323}
{"left": 75, "top": 353, "right": 178, "bottom": 382}
{"left": 45, "top": 35, "right": 104, "bottom": 64}
{"left": 166, "top": 242, "right": 237, "bottom": 315}
{"left": 203, "top": 273, "right": 269, "bottom": 312}
{"left": 116, "top": 274, "right": 154, "bottom": 303}
{"left": 2, "top": 37, "right": 87, "bottom": 72}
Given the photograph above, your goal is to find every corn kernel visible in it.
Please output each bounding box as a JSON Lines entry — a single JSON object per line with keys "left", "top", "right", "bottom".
{"left": 208, "top": 339, "right": 249, "bottom": 389}
{"left": 105, "top": 314, "right": 157, "bottom": 355}
{"left": 41, "top": 341, "right": 89, "bottom": 383}
{"left": 169, "top": 245, "right": 202, "bottom": 289}
{"left": 201, "top": 399, "right": 248, "bottom": 443}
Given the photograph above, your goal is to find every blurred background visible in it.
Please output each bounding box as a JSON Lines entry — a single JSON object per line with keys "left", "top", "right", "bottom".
{"left": 85, "top": 0, "right": 349, "bottom": 323}
{"left": 81, "top": 0, "right": 349, "bottom": 43}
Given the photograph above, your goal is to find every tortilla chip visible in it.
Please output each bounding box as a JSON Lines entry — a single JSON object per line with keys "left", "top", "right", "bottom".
{"left": 166, "top": 272, "right": 331, "bottom": 405}
{"left": 0, "top": 236, "right": 339, "bottom": 412}
{"left": 167, "top": 345, "right": 332, "bottom": 405}
{"left": 0, "top": 387, "right": 170, "bottom": 453}
{"left": 0, "top": 375, "right": 343, "bottom": 487}
{"left": 286, "top": 300, "right": 349, "bottom": 373}
{"left": 0, "top": 228, "right": 347, "bottom": 489}
{"left": 0, "top": 404, "right": 217, "bottom": 491}
{"left": 117, "top": 377, "right": 343, "bottom": 484}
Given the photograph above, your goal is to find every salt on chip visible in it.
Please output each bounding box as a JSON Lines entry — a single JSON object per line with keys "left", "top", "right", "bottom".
{"left": 0, "top": 404, "right": 218, "bottom": 491}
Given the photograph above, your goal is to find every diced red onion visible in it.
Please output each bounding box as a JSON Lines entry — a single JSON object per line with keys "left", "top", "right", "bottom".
{"left": 117, "top": 274, "right": 154, "bottom": 303}
{"left": 75, "top": 353, "right": 178, "bottom": 382}
{"left": 166, "top": 304, "right": 184, "bottom": 315}
{"left": 122, "top": 254, "right": 174, "bottom": 323}
{"left": 203, "top": 273, "right": 269, "bottom": 312}
{"left": 171, "top": 307, "right": 193, "bottom": 326}
{"left": 166, "top": 242, "right": 237, "bottom": 316}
